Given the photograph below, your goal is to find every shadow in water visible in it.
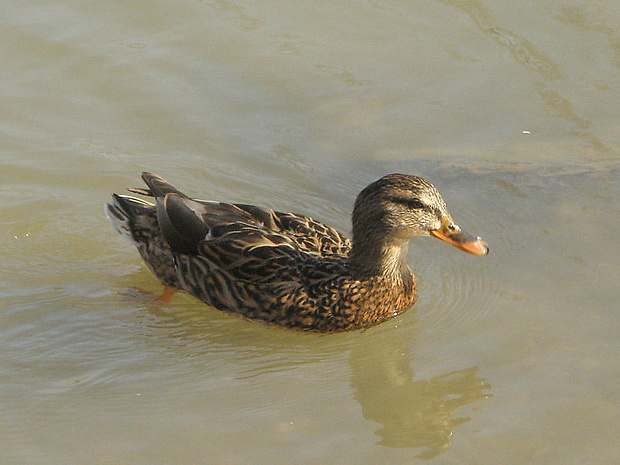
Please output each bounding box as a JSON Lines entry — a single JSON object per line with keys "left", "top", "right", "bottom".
{"left": 136, "top": 296, "right": 492, "bottom": 460}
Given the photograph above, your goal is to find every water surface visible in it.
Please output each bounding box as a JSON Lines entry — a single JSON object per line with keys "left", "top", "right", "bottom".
{"left": 1, "top": 1, "right": 619, "bottom": 464}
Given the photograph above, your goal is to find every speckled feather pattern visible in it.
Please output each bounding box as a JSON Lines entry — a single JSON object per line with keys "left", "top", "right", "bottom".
{"left": 107, "top": 173, "right": 422, "bottom": 331}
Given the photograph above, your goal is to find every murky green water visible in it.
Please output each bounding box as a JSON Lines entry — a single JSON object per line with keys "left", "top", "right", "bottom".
{"left": 2, "top": 1, "right": 619, "bottom": 464}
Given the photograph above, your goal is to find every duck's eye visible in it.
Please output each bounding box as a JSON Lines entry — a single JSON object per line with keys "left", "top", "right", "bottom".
{"left": 405, "top": 199, "right": 425, "bottom": 209}
{"left": 390, "top": 196, "right": 425, "bottom": 209}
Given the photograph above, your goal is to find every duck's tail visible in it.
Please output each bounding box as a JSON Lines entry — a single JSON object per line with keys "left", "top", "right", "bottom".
{"left": 105, "top": 193, "right": 154, "bottom": 245}
{"left": 106, "top": 172, "right": 188, "bottom": 246}
{"left": 126, "top": 172, "right": 186, "bottom": 199}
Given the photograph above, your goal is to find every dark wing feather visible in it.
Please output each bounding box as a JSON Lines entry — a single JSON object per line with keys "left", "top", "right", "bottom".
{"left": 155, "top": 191, "right": 351, "bottom": 257}
{"left": 198, "top": 229, "right": 303, "bottom": 283}
{"left": 135, "top": 172, "right": 351, "bottom": 258}
{"left": 271, "top": 211, "right": 352, "bottom": 256}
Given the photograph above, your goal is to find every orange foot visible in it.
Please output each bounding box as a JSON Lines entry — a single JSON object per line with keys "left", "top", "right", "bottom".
{"left": 155, "top": 286, "right": 179, "bottom": 304}
{"left": 120, "top": 286, "right": 179, "bottom": 304}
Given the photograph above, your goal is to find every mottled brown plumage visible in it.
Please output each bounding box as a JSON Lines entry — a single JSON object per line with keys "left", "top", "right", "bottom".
{"left": 106, "top": 172, "right": 488, "bottom": 331}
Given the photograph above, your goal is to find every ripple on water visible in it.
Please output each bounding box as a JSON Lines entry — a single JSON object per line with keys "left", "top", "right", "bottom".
{"left": 412, "top": 240, "right": 500, "bottom": 345}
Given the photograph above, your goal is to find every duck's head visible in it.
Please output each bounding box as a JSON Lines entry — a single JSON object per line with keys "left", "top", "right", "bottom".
{"left": 352, "top": 174, "right": 488, "bottom": 256}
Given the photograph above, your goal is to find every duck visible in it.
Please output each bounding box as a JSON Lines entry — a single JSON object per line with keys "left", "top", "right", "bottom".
{"left": 106, "top": 172, "right": 488, "bottom": 331}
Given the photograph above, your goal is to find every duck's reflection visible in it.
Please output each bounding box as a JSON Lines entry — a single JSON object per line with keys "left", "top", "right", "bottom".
{"left": 349, "top": 330, "right": 491, "bottom": 458}
{"left": 139, "top": 300, "right": 492, "bottom": 460}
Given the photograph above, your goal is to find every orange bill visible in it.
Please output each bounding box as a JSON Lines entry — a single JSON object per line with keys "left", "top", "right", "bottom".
{"left": 430, "top": 226, "right": 489, "bottom": 256}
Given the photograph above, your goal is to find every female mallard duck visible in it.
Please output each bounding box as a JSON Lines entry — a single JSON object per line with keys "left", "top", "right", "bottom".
{"left": 107, "top": 172, "right": 488, "bottom": 331}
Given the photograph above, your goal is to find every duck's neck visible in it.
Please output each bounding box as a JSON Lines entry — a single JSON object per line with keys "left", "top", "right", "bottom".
{"left": 348, "top": 235, "right": 412, "bottom": 281}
